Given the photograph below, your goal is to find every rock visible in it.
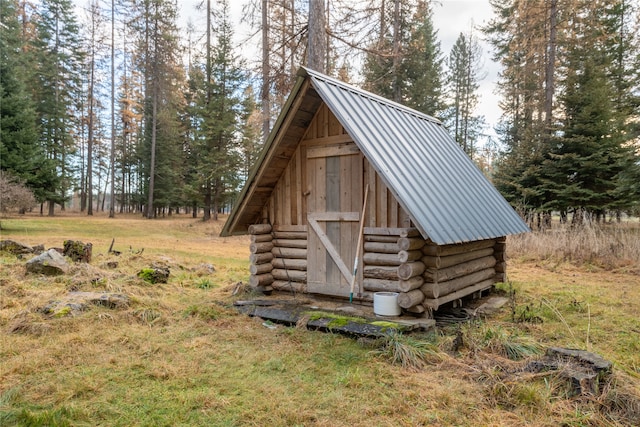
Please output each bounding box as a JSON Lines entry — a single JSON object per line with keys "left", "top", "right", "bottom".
{"left": 137, "top": 266, "right": 170, "bottom": 284}
{"left": 41, "top": 291, "right": 130, "bottom": 317}
{"left": 25, "top": 249, "right": 69, "bottom": 276}
{"left": 525, "top": 347, "right": 612, "bottom": 396}
{"left": 63, "top": 240, "right": 92, "bottom": 263}
{"left": 0, "top": 240, "right": 34, "bottom": 255}
{"left": 192, "top": 263, "right": 216, "bottom": 275}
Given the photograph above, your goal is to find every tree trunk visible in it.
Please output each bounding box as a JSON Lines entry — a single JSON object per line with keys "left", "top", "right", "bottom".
{"left": 261, "top": 0, "right": 270, "bottom": 142}
{"left": 307, "top": 0, "right": 326, "bottom": 72}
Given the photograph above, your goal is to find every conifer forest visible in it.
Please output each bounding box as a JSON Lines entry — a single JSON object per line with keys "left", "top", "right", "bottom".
{"left": 1, "top": 0, "right": 639, "bottom": 224}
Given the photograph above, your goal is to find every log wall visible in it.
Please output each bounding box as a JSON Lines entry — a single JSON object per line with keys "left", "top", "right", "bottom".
{"left": 248, "top": 224, "right": 507, "bottom": 311}
{"left": 358, "top": 230, "right": 505, "bottom": 313}
{"left": 248, "top": 224, "right": 274, "bottom": 293}
{"left": 361, "top": 228, "right": 426, "bottom": 312}
{"left": 270, "top": 226, "right": 308, "bottom": 294}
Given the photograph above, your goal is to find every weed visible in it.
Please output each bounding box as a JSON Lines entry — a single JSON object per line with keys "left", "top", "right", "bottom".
{"left": 184, "top": 304, "right": 229, "bottom": 321}
{"left": 465, "top": 323, "right": 543, "bottom": 360}
{"left": 374, "top": 330, "right": 441, "bottom": 370}
{"left": 132, "top": 308, "right": 162, "bottom": 326}
{"left": 196, "top": 278, "right": 215, "bottom": 289}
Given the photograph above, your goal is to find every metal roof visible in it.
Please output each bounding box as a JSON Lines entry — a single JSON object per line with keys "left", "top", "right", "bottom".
{"left": 221, "top": 67, "right": 530, "bottom": 243}
{"left": 304, "top": 68, "right": 529, "bottom": 244}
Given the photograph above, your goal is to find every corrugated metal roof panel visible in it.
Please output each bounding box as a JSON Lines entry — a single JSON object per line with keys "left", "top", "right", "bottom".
{"left": 304, "top": 67, "right": 530, "bottom": 245}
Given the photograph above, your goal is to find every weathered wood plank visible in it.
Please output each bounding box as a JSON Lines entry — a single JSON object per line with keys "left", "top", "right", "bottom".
{"left": 307, "top": 143, "right": 359, "bottom": 159}
{"left": 363, "top": 227, "right": 420, "bottom": 237}
{"left": 308, "top": 217, "right": 352, "bottom": 283}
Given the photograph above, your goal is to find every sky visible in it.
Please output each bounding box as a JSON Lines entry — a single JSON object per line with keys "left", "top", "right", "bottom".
{"left": 178, "top": 0, "right": 502, "bottom": 140}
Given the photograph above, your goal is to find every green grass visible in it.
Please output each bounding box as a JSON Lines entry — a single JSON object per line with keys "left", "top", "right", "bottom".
{"left": 1, "top": 213, "right": 640, "bottom": 426}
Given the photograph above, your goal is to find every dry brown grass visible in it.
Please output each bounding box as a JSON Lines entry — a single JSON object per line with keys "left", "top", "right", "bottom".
{"left": 508, "top": 220, "right": 640, "bottom": 272}
{"left": 1, "top": 212, "right": 639, "bottom": 426}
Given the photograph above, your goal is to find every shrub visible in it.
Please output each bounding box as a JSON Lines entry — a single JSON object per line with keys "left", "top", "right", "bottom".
{"left": 0, "top": 172, "right": 36, "bottom": 215}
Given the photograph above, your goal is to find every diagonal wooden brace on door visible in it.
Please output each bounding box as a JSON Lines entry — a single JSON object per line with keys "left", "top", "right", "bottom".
{"left": 307, "top": 212, "right": 360, "bottom": 284}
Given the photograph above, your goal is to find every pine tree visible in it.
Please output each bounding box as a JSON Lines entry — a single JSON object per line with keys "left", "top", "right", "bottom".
{"left": 199, "top": 0, "right": 246, "bottom": 221}
{"left": 401, "top": 0, "right": 443, "bottom": 116}
{"left": 0, "top": 0, "right": 57, "bottom": 205}
{"left": 362, "top": 0, "right": 444, "bottom": 115}
{"left": 540, "top": 0, "right": 639, "bottom": 221}
{"left": 30, "top": 0, "right": 84, "bottom": 215}
{"left": 129, "top": 0, "right": 186, "bottom": 218}
{"left": 444, "top": 30, "right": 485, "bottom": 156}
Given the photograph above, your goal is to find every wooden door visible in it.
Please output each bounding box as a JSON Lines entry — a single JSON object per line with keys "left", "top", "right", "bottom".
{"left": 306, "top": 142, "right": 363, "bottom": 297}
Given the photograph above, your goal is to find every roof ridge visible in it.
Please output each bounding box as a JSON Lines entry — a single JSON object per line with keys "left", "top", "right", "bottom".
{"left": 301, "top": 66, "right": 442, "bottom": 126}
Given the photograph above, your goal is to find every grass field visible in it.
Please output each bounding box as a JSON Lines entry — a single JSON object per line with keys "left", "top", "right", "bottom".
{"left": 1, "top": 213, "right": 639, "bottom": 426}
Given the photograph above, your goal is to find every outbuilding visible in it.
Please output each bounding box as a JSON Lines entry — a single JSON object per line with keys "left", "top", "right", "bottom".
{"left": 221, "top": 67, "right": 529, "bottom": 315}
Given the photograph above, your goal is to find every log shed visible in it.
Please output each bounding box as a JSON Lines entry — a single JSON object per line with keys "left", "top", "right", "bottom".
{"left": 222, "top": 67, "right": 530, "bottom": 316}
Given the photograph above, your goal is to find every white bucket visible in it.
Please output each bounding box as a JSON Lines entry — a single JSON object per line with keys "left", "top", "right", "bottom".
{"left": 373, "top": 292, "right": 401, "bottom": 316}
